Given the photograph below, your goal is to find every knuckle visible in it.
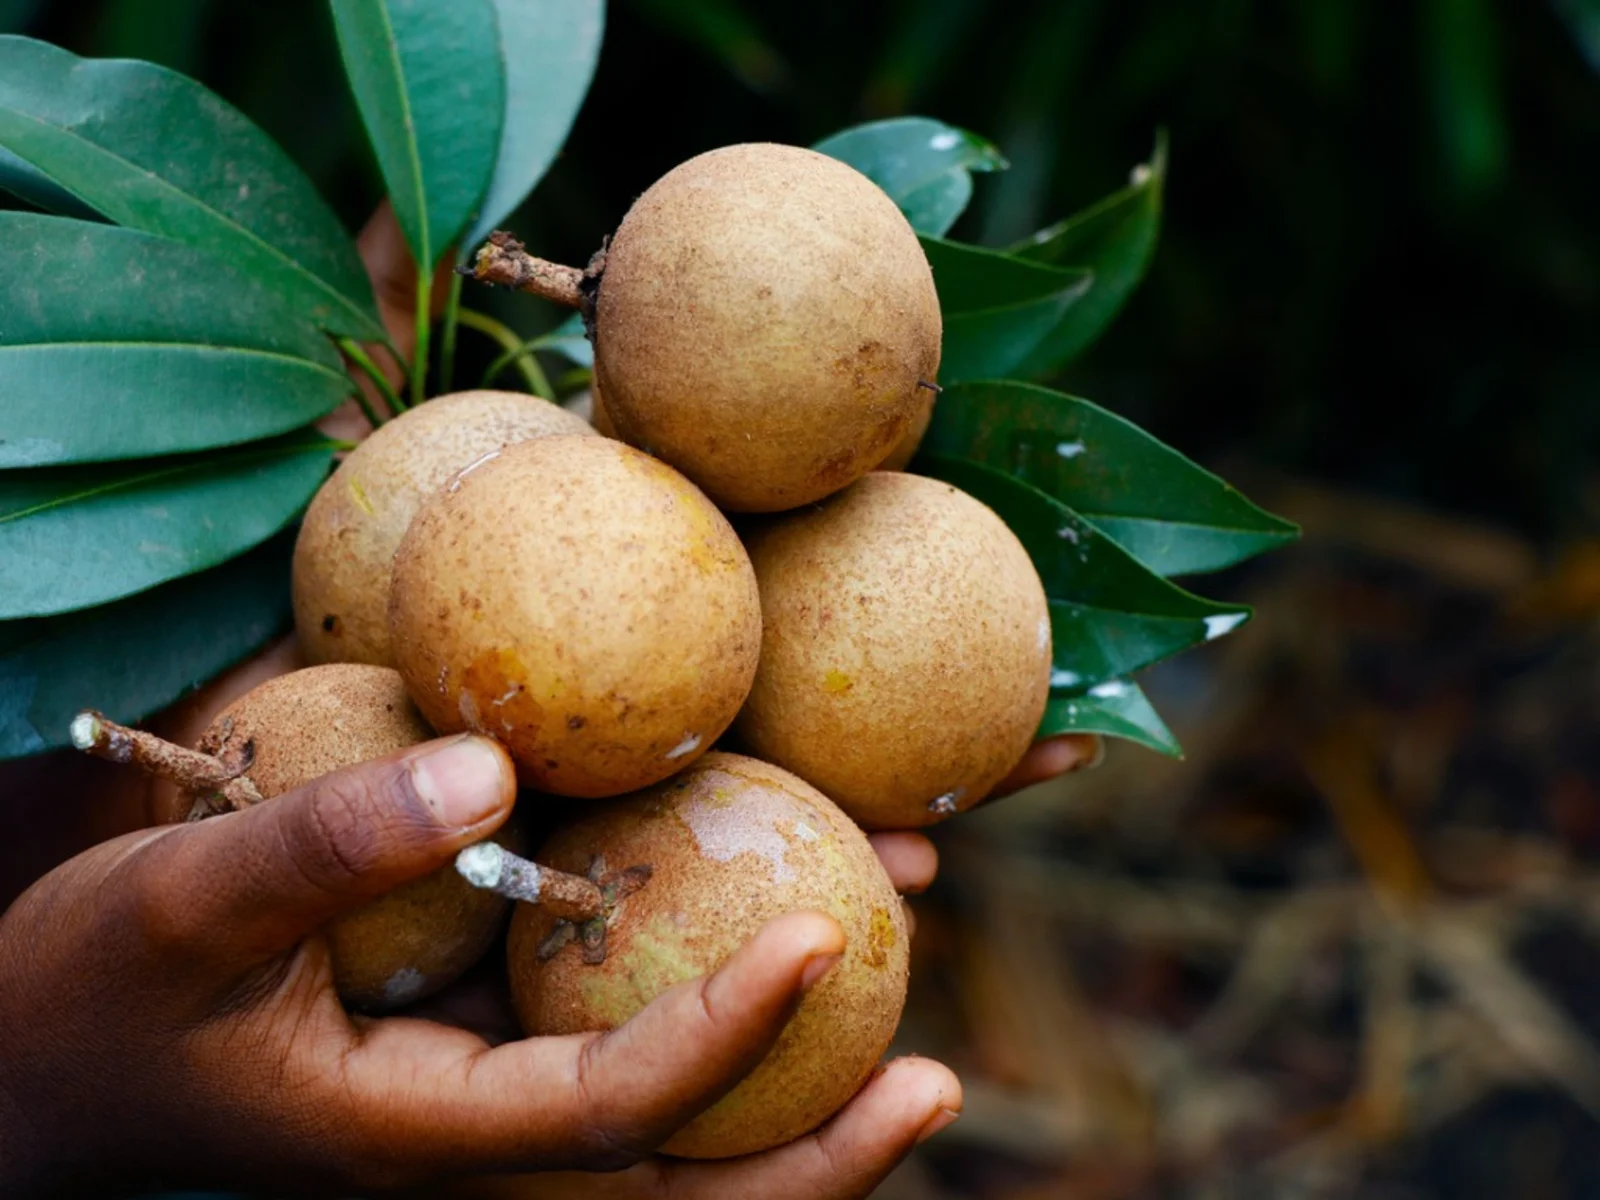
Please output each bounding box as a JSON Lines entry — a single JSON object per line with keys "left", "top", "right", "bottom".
{"left": 121, "top": 848, "right": 211, "bottom": 955}
{"left": 568, "top": 1035, "right": 655, "bottom": 1171}
{"left": 282, "top": 771, "right": 391, "bottom": 894}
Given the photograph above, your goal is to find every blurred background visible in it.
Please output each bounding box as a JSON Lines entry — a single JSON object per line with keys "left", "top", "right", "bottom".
{"left": 8, "top": 0, "right": 1600, "bottom": 1195}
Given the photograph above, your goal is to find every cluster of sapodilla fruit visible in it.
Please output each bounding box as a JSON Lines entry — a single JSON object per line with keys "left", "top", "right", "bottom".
{"left": 177, "top": 144, "right": 1054, "bottom": 1158}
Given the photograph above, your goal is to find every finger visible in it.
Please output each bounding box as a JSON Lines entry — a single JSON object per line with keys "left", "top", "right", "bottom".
{"left": 665, "top": 1056, "right": 961, "bottom": 1199}
{"left": 456, "top": 1056, "right": 963, "bottom": 1200}
{"left": 867, "top": 832, "right": 938, "bottom": 894}
{"left": 352, "top": 911, "right": 845, "bottom": 1172}
{"left": 985, "top": 733, "right": 1104, "bottom": 803}
{"left": 135, "top": 735, "right": 514, "bottom": 966}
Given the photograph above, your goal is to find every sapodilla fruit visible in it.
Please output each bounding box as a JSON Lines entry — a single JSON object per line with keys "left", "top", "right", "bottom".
{"left": 737, "top": 472, "right": 1051, "bottom": 829}
{"left": 388, "top": 435, "right": 762, "bottom": 797}
{"left": 877, "top": 391, "right": 934, "bottom": 472}
{"left": 293, "top": 390, "right": 594, "bottom": 667}
{"left": 592, "top": 143, "right": 942, "bottom": 512}
{"left": 196, "top": 663, "right": 513, "bottom": 1010}
{"left": 507, "top": 752, "right": 909, "bottom": 1159}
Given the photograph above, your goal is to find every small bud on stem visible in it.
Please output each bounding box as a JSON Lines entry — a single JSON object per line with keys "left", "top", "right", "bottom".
{"left": 467, "top": 232, "right": 587, "bottom": 311}
{"left": 456, "top": 842, "right": 631, "bottom": 923}
{"left": 71, "top": 710, "right": 263, "bottom": 810}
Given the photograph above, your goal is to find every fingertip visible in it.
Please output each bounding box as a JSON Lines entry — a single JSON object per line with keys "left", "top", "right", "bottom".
{"left": 1031, "top": 735, "right": 1086, "bottom": 778}
{"left": 810, "top": 1055, "right": 962, "bottom": 1158}
{"left": 757, "top": 909, "right": 848, "bottom": 962}
{"left": 868, "top": 832, "right": 939, "bottom": 894}
{"left": 408, "top": 736, "right": 516, "bottom": 830}
{"left": 878, "top": 1055, "right": 963, "bottom": 1115}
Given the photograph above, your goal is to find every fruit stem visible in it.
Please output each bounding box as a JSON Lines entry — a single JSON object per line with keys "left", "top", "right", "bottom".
{"left": 70, "top": 711, "right": 263, "bottom": 809}
{"left": 457, "top": 308, "right": 557, "bottom": 400}
{"left": 410, "top": 263, "right": 431, "bottom": 409}
{"left": 454, "top": 842, "right": 608, "bottom": 922}
{"left": 338, "top": 338, "right": 403, "bottom": 424}
{"left": 466, "top": 232, "right": 588, "bottom": 312}
{"left": 440, "top": 271, "right": 464, "bottom": 393}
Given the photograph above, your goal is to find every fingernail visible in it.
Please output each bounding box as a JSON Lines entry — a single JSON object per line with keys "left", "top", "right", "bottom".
{"left": 916, "top": 1107, "right": 960, "bottom": 1144}
{"left": 1079, "top": 735, "right": 1107, "bottom": 770}
{"left": 411, "top": 737, "right": 509, "bottom": 828}
{"left": 800, "top": 952, "right": 842, "bottom": 991}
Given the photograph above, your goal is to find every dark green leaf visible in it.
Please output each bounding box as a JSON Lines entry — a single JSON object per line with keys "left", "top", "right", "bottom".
{"left": 332, "top": 0, "right": 505, "bottom": 271}
{"left": 921, "top": 236, "right": 1090, "bottom": 382}
{"left": 813, "top": 116, "right": 1006, "bottom": 237}
{"left": 0, "top": 214, "right": 353, "bottom": 467}
{"left": 917, "top": 455, "right": 1251, "bottom": 685}
{"left": 1008, "top": 132, "right": 1166, "bottom": 373}
{"left": 460, "top": 0, "right": 604, "bottom": 254}
{"left": 0, "top": 35, "right": 382, "bottom": 339}
{"left": 0, "top": 532, "right": 294, "bottom": 759}
{"left": 0, "top": 144, "right": 98, "bottom": 218}
{"left": 1039, "top": 678, "right": 1181, "bottom": 758}
{"left": 922, "top": 379, "right": 1299, "bottom": 575}
{"left": 0, "top": 430, "right": 335, "bottom": 619}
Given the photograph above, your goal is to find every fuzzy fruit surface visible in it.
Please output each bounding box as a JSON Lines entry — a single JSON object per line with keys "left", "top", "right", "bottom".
{"left": 197, "top": 664, "right": 512, "bottom": 1010}
{"left": 387, "top": 436, "right": 762, "bottom": 798}
{"left": 507, "top": 752, "right": 909, "bottom": 1159}
{"left": 877, "top": 391, "right": 934, "bottom": 472}
{"left": 737, "top": 472, "right": 1052, "bottom": 828}
{"left": 594, "top": 143, "right": 942, "bottom": 513}
{"left": 293, "top": 390, "right": 594, "bottom": 668}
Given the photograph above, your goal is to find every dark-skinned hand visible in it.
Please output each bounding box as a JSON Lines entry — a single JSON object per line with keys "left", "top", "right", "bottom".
{"left": 0, "top": 202, "right": 1100, "bottom": 1198}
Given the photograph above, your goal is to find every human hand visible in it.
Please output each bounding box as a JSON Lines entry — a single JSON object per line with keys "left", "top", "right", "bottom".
{"left": 0, "top": 734, "right": 961, "bottom": 1196}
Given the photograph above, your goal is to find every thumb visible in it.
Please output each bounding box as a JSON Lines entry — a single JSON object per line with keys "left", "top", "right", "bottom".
{"left": 148, "top": 735, "right": 515, "bottom": 969}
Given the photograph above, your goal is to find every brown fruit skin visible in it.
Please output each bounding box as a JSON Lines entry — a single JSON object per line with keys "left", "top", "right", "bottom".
{"left": 197, "top": 664, "right": 512, "bottom": 1011}
{"left": 736, "top": 472, "right": 1051, "bottom": 829}
{"left": 508, "top": 752, "right": 908, "bottom": 1159}
{"left": 388, "top": 436, "right": 762, "bottom": 798}
{"left": 585, "top": 383, "right": 618, "bottom": 439}
{"left": 877, "top": 391, "right": 934, "bottom": 472}
{"left": 293, "top": 390, "right": 595, "bottom": 668}
{"left": 594, "top": 143, "right": 942, "bottom": 513}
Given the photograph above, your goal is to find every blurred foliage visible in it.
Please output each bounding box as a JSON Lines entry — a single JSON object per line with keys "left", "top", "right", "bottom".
{"left": 13, "top": 0, "right": 1593, "bottom": 539}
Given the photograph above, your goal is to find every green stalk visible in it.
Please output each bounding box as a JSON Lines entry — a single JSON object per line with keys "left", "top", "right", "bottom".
{"left": 457, "top": 308, "right": 556, "bottom": 401}
{"left": 440, "top": 271, "right": 464, "bottom": 393}
{"left": 410, "top": 264, "right": 431, "bottom": 408}
{"left": 338, "top": 338, "right": 404, "bottom": 425}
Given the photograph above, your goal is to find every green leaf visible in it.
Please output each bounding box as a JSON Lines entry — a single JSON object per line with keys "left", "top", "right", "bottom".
{"left": 332, "top": 0, "right": 505, "bottom": 271}
{"left": 0, "top": 36, "right": 383, "bottom": 340}
{"left": 0, "top": 532, "right": 295, "bottom": 759}
{"left": 1039, "top": 679, "right": 1181, "bottom": 758}
{"left": 920, "top": 236, "right": 1091, "bottom": 382}
{"left": 0, "top": 430, "right": 335, "bottom": 619}
{"left": 813, "top": 116, "right": 1006, "bottom": 237}
{"left": 0, "top": 145, "right": 99, "bottom": 219}
{"left": 922, "top": 379, "right": 1299, "bottom": 576}
{"left": 460, "top": 0, "right": 604, "bottom": 254}
{"left": 1008, "top": 132, "right": 1166, "bottom": 373}
{"left": 917, "top": 455, "right": 1251, "bottom": 686}
{"left": 0, "top": 214, "right": 353, "bottom": 468}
